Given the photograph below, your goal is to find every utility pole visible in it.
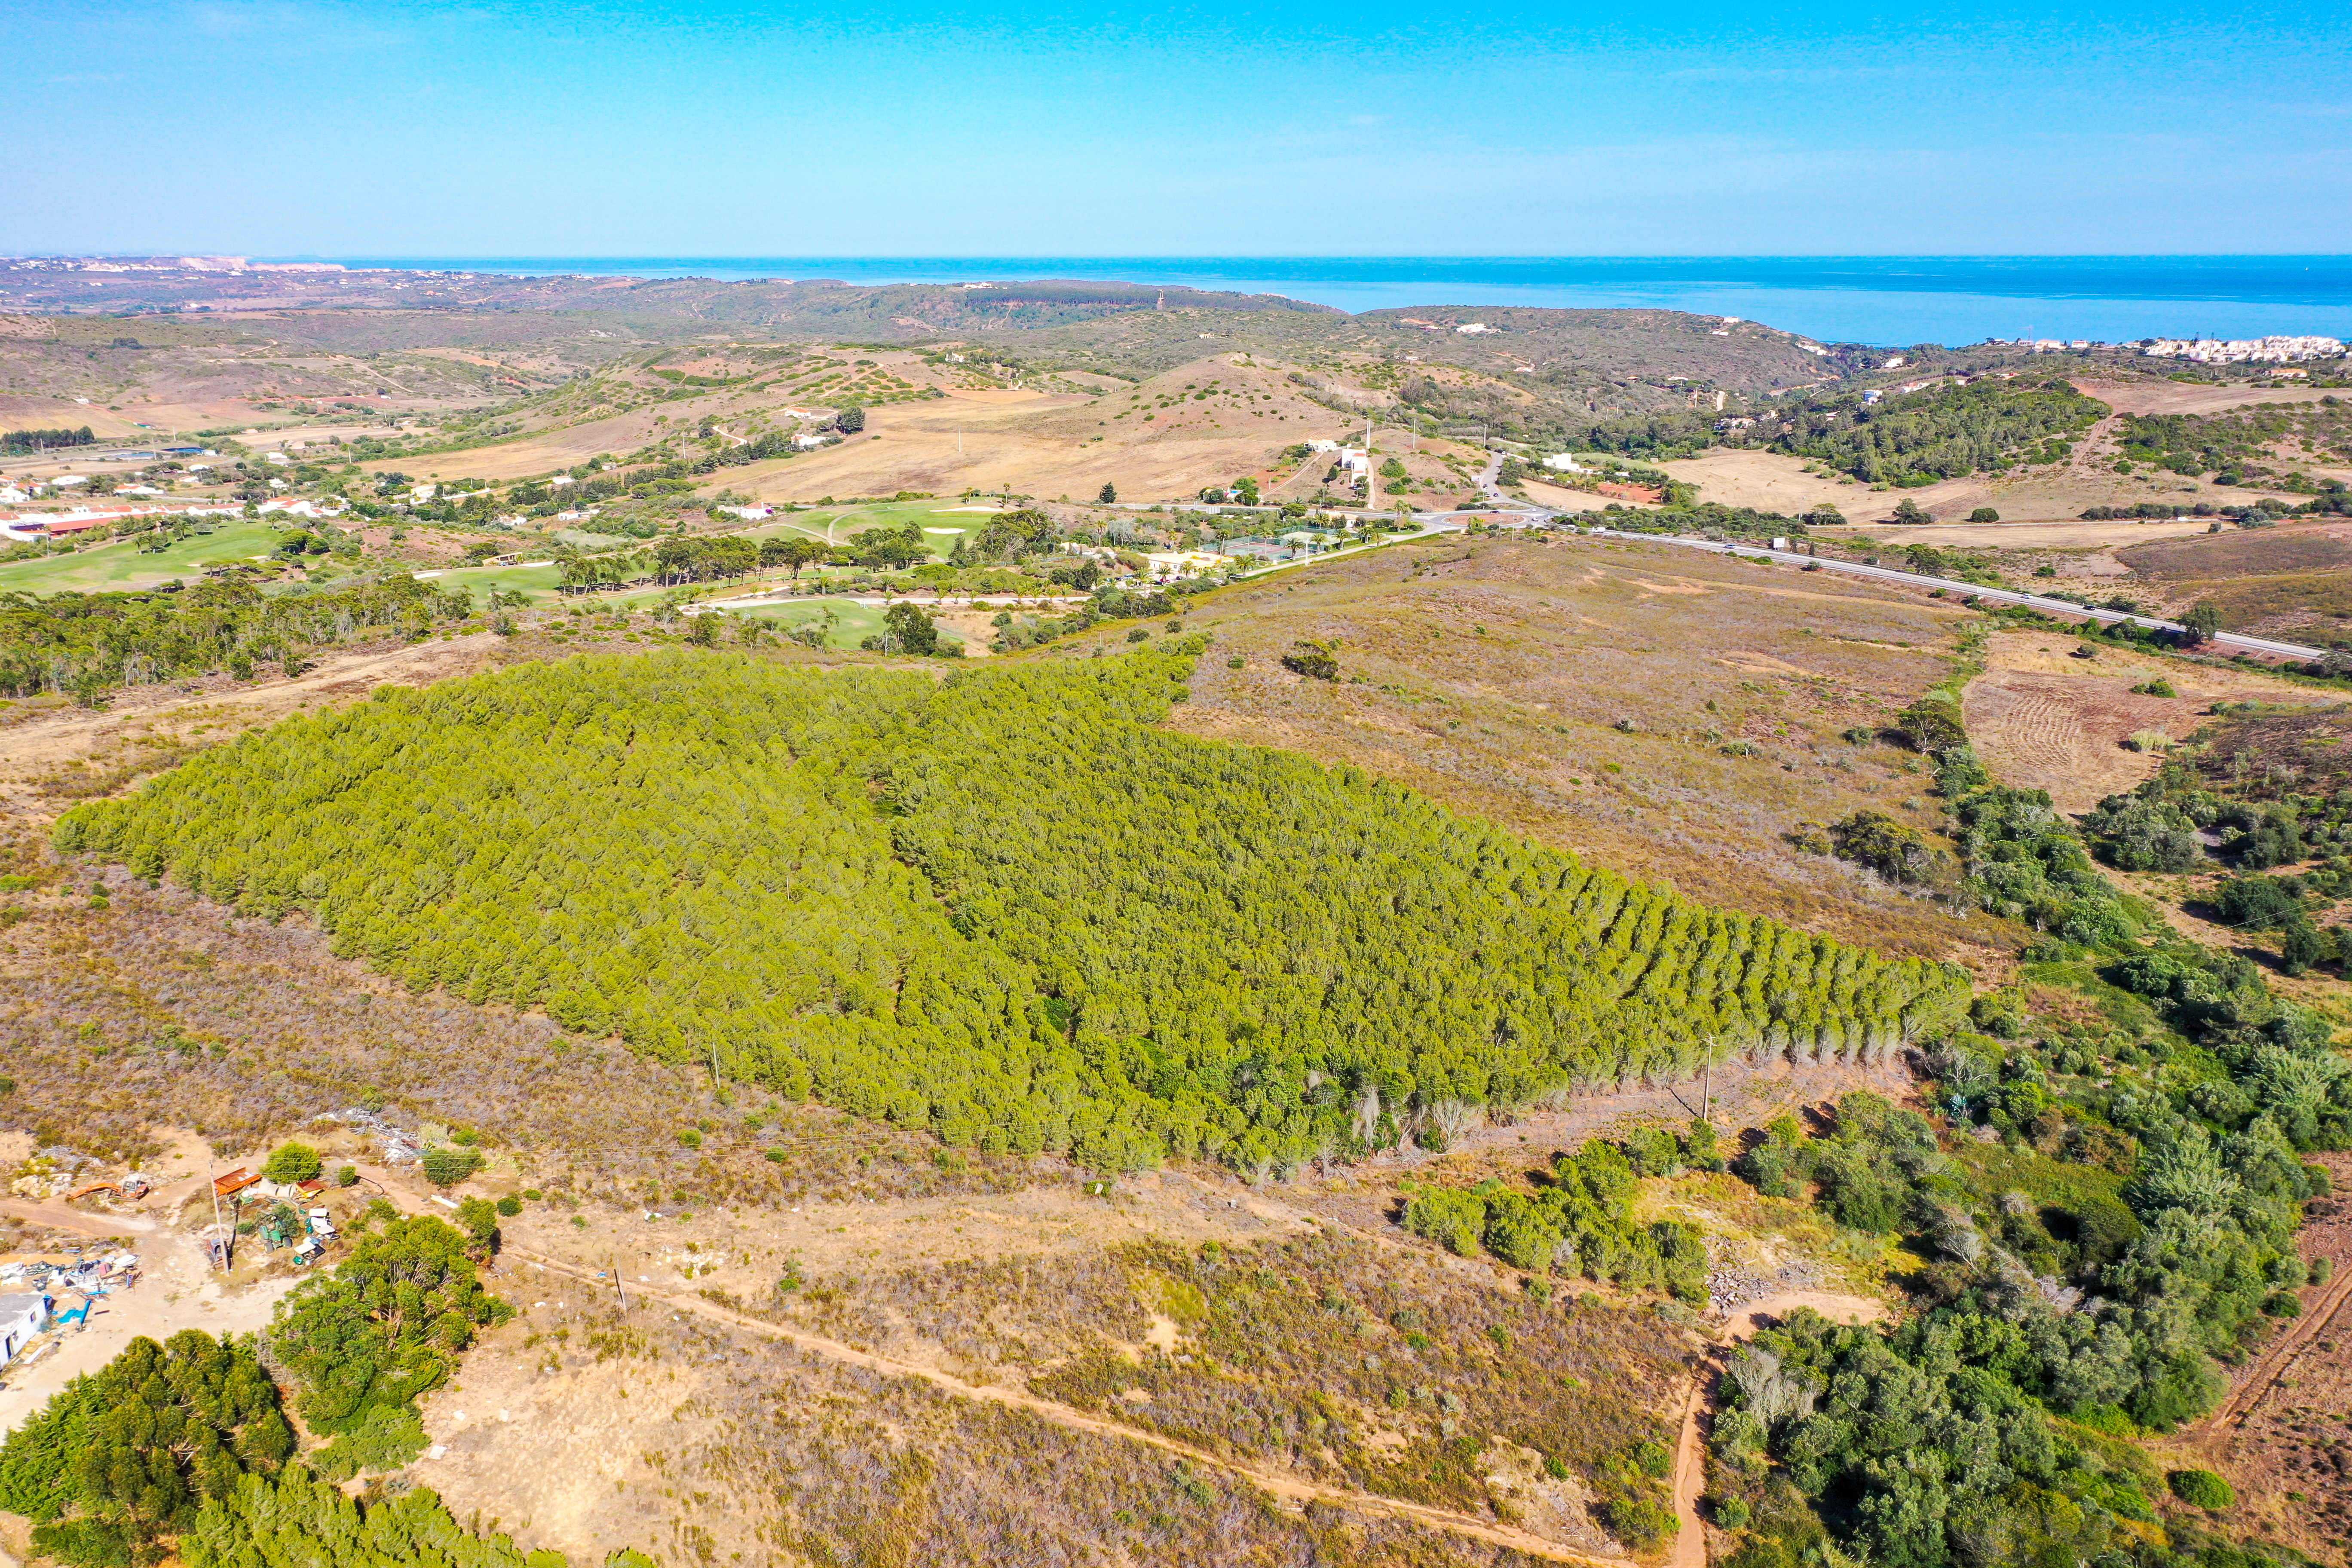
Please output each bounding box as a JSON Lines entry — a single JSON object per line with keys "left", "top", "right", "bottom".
{"left": 205, "top": 1153, "right": 230, "bottom": 1274}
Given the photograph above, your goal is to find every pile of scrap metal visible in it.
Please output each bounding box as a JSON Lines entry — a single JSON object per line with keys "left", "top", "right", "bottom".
{"left": 313, "top": 1106, "right": 423, "bottom": 1166}
{"left": 0, "top": 1248, "right": 138, "bottom": 1296}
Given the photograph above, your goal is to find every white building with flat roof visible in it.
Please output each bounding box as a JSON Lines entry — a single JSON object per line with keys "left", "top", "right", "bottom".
{"left": 0, "top": 1293, "right": 47, "bottom": 1364}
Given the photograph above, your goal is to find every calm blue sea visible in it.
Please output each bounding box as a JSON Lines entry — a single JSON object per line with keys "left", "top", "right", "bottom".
{"left": 313, "top": 256, "right": 2352, "bottom": 349}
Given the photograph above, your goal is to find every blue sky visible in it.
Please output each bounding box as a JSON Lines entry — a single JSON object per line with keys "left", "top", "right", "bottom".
{"left": 5, "top": 0, "right": 2346, "bottom": 257}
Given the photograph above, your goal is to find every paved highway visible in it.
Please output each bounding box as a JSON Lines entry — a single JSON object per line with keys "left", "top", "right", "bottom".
{"left": 1577, "top": 525, "right": 2328, "bottom": 663}
{"left": 1122, "top": 485, "right": 2331, "bottom": 667}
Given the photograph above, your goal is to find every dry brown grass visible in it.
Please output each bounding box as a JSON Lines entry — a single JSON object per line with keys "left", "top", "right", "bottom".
{"left": 2107, "top": 518, "right": 2352, "bottom": 634}
{"left": 696, "top": 1222, "right": 1685, "bottom": 1545}
{"left": 1960, "top": 632, "right": 2329, "bottom": 813}
{"left": 354, "top": 348, "right": 1371, "bottom": 505}
{"left": 1107, "top": 533, "right": 2005, "bottom": 963}
{"left": 421, "top": 1270, "right": 1569, "bottom": 1568}
{"left": 2119, "top": 520, "right": 2352, "bottom": 582}
{"left": 0, "top": 871, "right": 1054, "bottom": 1207}
{"left": 2074, "top": 381, "right": 2345, "bottom": 418}
{"left": 1656, "top": 451, "right": 1868, "bottom": 517}
{"left": 2170, "top": 570, "right": 2352, "bottom": 637}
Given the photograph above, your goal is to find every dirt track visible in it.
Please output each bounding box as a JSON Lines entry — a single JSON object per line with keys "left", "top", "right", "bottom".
{"left": 0, "top": 1200, "right": 153, "bottom": 1239}
{"left": 491, "top": 1239, "right": 1630, "bottom": 1567}
{"left": 1667, "top": 1292, "right": 1886, "bottom": 1568}
{"left": 2208, "top": 1266, "right": 2352, "bottom": 1433}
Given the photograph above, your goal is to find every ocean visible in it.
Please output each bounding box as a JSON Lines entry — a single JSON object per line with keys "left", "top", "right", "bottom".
{"left": 315, "top": 255, "right": 2352, "bottom": 349}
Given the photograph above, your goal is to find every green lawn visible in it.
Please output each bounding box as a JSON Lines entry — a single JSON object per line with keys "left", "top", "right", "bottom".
{"left": 414, "top": 559, "right": 568, "bottom": 603}
{"left": 725, "top": 598, "right": 891, "bottom": 649}
{"left": 0, "top": 520, "right": 285, "bottom": 596}
{"left": 739, "top": 499, "right": 995, "bottom": 552}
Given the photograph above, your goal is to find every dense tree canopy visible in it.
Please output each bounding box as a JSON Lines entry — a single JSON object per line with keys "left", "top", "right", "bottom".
{"left": 0, "top": 576, "right": 475, "bottom": 702}
{"left": 268, "top": 1216, "right": 513, "bottom": 1433}
{"left": 1565, "top": 377, "right": 2107, "bottom": 486}
{"left": 0, "top": 1331, "right": 291, "bottom": 1565}
{"left": 59, "top": 646, "right": 1968, "bottom": 1173}
{"left": 183, "top": 1469, "right": 570, "bottom": 1568}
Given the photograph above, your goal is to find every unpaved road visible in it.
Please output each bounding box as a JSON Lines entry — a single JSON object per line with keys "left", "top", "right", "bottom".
{"left": 0, "top": 1200, "right": 153, "bottom": 1239}
{"left": 2206, "top": 1265, "right": 2352, "bottom": 1433}
{"left": 492, "top": 1240, "right": 1630, "bottom": 1567}
{"left": 1668, "top": 1292, "right": 1887, "bottom": 1568}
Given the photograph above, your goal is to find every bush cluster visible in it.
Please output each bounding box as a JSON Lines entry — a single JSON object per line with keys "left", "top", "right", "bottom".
{"left": 1400, "top": 1131, "right": 1712, "bottom": 1302}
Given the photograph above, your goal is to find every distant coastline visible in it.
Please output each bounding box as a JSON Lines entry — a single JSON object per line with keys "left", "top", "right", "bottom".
{"left": 302, "top": 254, "right": 2352, "bottom": 347}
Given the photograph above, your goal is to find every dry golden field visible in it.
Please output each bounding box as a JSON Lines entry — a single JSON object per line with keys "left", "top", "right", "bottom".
{"left": 1958, "top": 631, "right": 2329, "bottom": 814}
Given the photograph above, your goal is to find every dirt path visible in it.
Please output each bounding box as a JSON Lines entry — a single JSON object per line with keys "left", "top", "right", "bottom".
{"left": 0, "top": 1200, "right": 155, "bottom": 1239}
{"left": 492, "top": 1240, "right": 1629, "bottom": 1567}
{"left": 2206, "top": 1265, "right": 2352, "bottom": 1432}
{"left": 1667, "top": 1377, "right": 1709, "bottom": 1568}
{"left": 1666, "top": 1292, "right": 1887, "bottom": 1568}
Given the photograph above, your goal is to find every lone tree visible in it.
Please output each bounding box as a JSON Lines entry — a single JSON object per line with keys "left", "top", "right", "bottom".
{"left": 835, "top": 404, "right": 866, "bottom": 435}
{"left": 1890, "top": 499, "right": 1931, "bottom": 525}
{"left": 262, "top": 1142, "right": 322, "bottom": 1185}
{"left": 2182, "top": 601, "right": 2224, "bottom": 645}
{"left": 420, "top": 1146, "right": 482, "bottom": 1186}
{"left": 882, "top": 601, "right": 940, "bottom": 656}
{"left": 1968, "top": 506, "right": 2000, "bottom": 522}
{"left": 2168, "top": 1469, "right": 2235, "bottom": 1511}
{"left": 1097, "top": 481, "right": 1117, "bottom": 504}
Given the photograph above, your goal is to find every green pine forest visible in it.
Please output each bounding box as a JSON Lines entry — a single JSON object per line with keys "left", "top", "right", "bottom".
{"left": 56, "top": 644, "right": 1968, "bottom": 1174}
{"left": 0, "top": 1218, "right": 591, "bottom": 1568}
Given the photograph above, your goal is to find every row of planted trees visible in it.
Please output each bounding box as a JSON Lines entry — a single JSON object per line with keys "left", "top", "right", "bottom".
{"left": 58, "top": 643, "right": 1970, "bottom": 1176}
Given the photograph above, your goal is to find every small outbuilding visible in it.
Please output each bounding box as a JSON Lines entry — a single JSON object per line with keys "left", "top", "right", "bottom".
{"left": 0, "top": 1292, "right": 50, "bottom": 1363}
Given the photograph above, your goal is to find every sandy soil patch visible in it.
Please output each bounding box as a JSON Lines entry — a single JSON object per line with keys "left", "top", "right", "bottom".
{"left": 1712, "top": 1290, "right": 1886, "bottom": 1343}
{"left": 1522, "top": 478, "right": 1659, "bottom": 512}
{"left": 940, "top": 387, "right": 1050, "bottom": 403}
{"left": 0, "top": 1213, "right": 300, "bottom": 1439}
{"left": 1961, "top": 631, "right": 2327, "bottom": 812}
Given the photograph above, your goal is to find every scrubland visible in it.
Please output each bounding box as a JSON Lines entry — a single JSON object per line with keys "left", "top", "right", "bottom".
{"left": 1151, "top": 531, "right": 2004, "bottom": 959}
